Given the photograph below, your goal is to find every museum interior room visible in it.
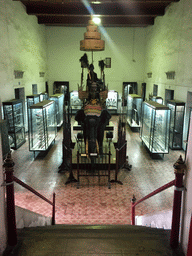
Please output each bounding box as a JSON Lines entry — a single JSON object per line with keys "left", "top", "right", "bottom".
{"left": 0, "top": 0, "right": 192, "bottom": 255}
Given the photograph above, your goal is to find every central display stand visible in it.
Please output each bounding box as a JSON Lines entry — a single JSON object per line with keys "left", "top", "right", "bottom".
{"left": 76, "top": 148, "right": 112, "bottom": 189}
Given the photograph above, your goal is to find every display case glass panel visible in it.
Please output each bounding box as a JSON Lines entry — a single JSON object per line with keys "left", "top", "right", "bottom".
{"left": 127, "top": 94, "right": 143, "bottom": 128}
{"left": 151, "top": 96, "right": 163, "bottom": 104}
{"left": 29, "top": 100, "right": 57, "bottom": 151}
{"left": 167, "top": 100, "right": 185, "bottom": 149}
{"left": 26, "top": 94, "right": 40, "bottom": 132}
{"left": 3, "top": 99, "right": 26, "bottom": 149}
{"left": 26, "top": 94, "right": 40, "bottom": 109}
{"left": 70, "top": 91, "right": 82, "bottom": 113}
{"left": 49, "top": 94, "right": 64, "bottom": 127}
{"left": 140, "top": 101, "right": 170, "bottom": 155}
{"left": 106, "top": 90, "right": 118, "bottom": 113}
{"left": 40, "top": 92, "right": 49, "bottom": 101}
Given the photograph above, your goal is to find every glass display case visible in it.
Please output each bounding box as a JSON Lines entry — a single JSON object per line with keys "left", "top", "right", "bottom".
{"left": 29, "top": 100, "right": 57, "bottom": 152}
{"left": 167, "top": 99, "right": 185, "bottom": 149}
{"left": 49, "top": 93, "right": 64, "bottom": 127}
{"left": 40, "top": 92, "right": 49, "bottom": 101}
{"left": 106, "top": 90, "right": 118, "bottom": 114}
{"left": 140, "top": 101, "right": 170, "bottom": 156}
{"left": 123, "top": 82, "right": 138, "bottom": 106}
{"left": 127, "top": 94, "right": 143, "bottom": 129}
{"left": 151, "top": 96, "right": 163, "bottom": 104}
{"left": 3, "top": 99, "right": 26, "bottom": 149}
{"left": 70, "top": 91, "right": 82, "bottom": 114}
{"left": 53, "top": 81, "right": 69, "bottom": 95}
{"left": 26, "top": 94, "right": 40, "bottom": 109}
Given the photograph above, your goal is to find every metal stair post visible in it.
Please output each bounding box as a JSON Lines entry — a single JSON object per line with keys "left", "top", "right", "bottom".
{"left": 3, "top": 153, "right": 17, "bottom": 246}
{"left": 170, "top": 155, "right": 186, "bottom": 248}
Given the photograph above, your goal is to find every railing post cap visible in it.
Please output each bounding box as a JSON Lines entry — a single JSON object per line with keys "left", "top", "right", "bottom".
{"left": 173, "top": 155, "right": 186, "bottom": 174}
{"left": 3, "top": 153, "right": 15, "bottom": 169}
{"left": 132, "top": 194, "right": 136, "bottom": 203}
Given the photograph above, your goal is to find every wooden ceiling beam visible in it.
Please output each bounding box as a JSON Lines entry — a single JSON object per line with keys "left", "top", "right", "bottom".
{"left": 37, "top": 15, "right": 155, "bottom": 27}
{"left": 25, "top": 2, "right": 167, "bottom": 16}
{"left": 13, "top": 0, "right": 179, "bottom": 3}
{"left": 12, "top": 0, "right": 180, "bottom": 26}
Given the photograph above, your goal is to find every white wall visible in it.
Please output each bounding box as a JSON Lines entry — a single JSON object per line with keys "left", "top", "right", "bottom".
{"left": 0, "top": 133, "right": 6, "bottom": 254}
{"left": 144, "top": 0, "right": 192, "bottom": 254}
{"left": 181, "top": 114, "right": 192, "bottom": 255}
{"left": 46, "top": 26, "right": 146, "bottom": 95}
{"left": 144, "top": 0, "right": 192, "bottom": 102}
{"left": 0, "top": 0, "right": 48, "bottom": 105}
{"left": 0, "top": 0, "right": 48, "bottom": 252}
{"left": 1, "top": 0, "right": 192, "bottom": 254}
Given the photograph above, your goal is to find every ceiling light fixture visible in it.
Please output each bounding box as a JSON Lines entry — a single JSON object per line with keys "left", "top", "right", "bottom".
{"left": 91, "top": 1, "right": 102, "bottom": 4}
{"left": 92, "top": 16, "right": 101, "bottom": 25}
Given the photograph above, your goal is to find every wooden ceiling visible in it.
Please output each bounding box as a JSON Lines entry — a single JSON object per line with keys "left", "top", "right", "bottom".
{"left": 14, "top": 0, "right": 179, "bottom": 27}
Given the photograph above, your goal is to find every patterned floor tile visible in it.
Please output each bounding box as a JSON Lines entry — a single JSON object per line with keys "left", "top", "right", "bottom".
{"left": 10, "top": 116, "right": 185, "bottom": 226}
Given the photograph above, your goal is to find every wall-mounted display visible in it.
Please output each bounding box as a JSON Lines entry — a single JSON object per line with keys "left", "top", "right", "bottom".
{"left": 70, "top": 91, "right": 82, "bottom": 114}
{"left": 127, "top": 94, "right": 143, "bottom": 129}
{"left": 3, "top": 99, "right": 26, "bottom": 149}
{"left": 49, "top": 94, "right": 64, "bottom": 127}
{"left": 29, "top": 100, "right": 57, "bottom": 152}
{"left": 167, "top": 99, "right": 185, "bottom": 149}
{"left": 140, "top": 101, "right": 170, "bottom": 155}
{"left": 151, "top": 96, "right": 163, "bottom": 104}
{"left": 106, "top": 90, "right": 118, "bottom": 114}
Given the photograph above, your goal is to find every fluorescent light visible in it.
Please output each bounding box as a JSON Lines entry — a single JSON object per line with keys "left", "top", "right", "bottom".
{"left": 91, "top": 1, "right": 101, "bottom": 4}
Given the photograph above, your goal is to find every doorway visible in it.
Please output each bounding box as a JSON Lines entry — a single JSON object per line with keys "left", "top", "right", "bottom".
{"left": 32, "top": 84, "right": 38, "bottom": 94}
{"left": 165, "top": 89, "right": 174, "bottom": 105}
{"left": 45, "top": 81, "right": 49, "bottom": 95}
{"left": 153, "top": 84, "right": 158, "bottom": 96}
{"left": 141, "top": 83, "right": 146, "bottom": 101}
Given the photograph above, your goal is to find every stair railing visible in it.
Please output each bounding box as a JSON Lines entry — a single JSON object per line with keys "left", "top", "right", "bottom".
{"left": 187, "top": 215, "right": 192, "bottom": 256}
{"left": 131, "top": 155, "right": 186, "bottom": 249}
{"left": 3, "top": 153, "right": 56, "bottom": 246}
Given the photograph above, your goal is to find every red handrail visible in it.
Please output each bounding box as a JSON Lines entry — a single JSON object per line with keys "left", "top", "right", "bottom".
{"left": 13, "top": 176, "right": 56, "bottom": 225}
{"left": 131, "top": 155, "right": 186, "bottom": 250}
{"left": 4, "top": 153, "right": 56, "bottom": 246}
{"left": 131, "top": 179, "right": 175, "bottom": 225}
{"left": 187, "top": 215, "right": 192, "bottom": 256}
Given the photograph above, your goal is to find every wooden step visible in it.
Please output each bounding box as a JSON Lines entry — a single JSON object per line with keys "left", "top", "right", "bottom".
{"left": 4, "top": 225, "right": 185, "bottom": 256}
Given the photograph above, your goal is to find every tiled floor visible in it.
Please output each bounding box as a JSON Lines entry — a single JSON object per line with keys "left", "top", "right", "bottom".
{"left": 10, "top": 115, "right": 185, "bottom": 225}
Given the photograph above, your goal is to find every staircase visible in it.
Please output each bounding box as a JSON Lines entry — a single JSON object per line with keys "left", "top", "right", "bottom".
{"left": 4, "top": 225, "right": 185, "bottom": 256}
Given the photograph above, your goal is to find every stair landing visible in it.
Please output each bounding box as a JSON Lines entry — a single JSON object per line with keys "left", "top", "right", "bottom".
{"left": 4, "top": 225, "right": 184, "bottom": 256}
